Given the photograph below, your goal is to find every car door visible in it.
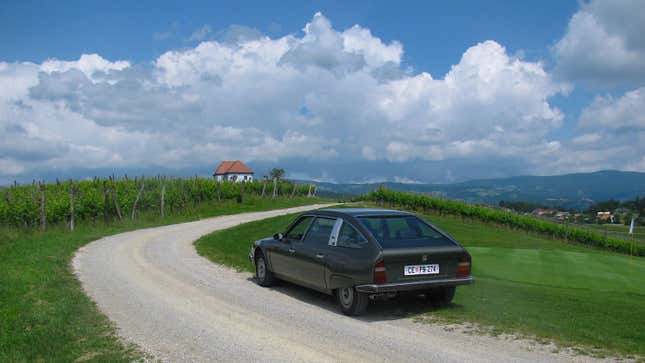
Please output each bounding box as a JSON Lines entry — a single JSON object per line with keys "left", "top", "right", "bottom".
{"left": 269, "top": 216, "right": 314, "bottom": 277}
{"left": 290, "top": 217, "right": 337, "bottom": 289}
{"left": 324, "top": 219, "right": 375, "bottom": 287}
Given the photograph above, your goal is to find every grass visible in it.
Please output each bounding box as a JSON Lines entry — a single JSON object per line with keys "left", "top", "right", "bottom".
{"left": 0, "top": 196, "right": 330, "bottom": 362}
{"left": 195, "top": 205, "right": 645, "bottom": 358}
{"left": 195, "top": 213, "right": 300, "bottom": 273}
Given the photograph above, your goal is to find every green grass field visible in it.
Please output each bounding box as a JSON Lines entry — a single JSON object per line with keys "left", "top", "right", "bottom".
{"left": 0, "top": 196, "right": 328, "bottom": 362}
{"left": 195, "top": 208, "right": 645, "bottom": 358}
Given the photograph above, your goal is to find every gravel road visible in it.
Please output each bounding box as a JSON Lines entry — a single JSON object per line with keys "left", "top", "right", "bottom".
{"left": 74, "top": 204, "right": 603, "bottom": 363}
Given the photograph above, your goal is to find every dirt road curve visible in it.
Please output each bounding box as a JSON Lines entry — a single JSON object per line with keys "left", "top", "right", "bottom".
{"left": 74, "top": 205, "right": 601, "bottom": 363}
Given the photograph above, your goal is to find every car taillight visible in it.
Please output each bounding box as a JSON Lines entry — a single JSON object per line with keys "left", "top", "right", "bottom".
{"left": 374, "top": 260, "right": 387, "bottom": 284}
{"left": 456, "top": 257, "right": 471, "bottom": 278}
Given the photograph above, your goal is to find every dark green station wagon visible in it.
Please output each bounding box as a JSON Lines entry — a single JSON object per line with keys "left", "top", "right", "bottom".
{"left": 249, "top": 208, "right": 473, "bottom": 315}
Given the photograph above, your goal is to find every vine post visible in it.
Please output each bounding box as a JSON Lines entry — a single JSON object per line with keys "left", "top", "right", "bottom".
{"left": 261, "top": 179, "right": 267, "bottom": 198}
{"left": 110, "top": 176, "right": 123, "bottom": 221}
{"left": 102, "top": 180, "right": 109, "bottom": 224}
{"left": 160, "top": 183, "right": 166, "bottom": 217}
{"left": 69, "top": 180, "right": 76, "bottom": 231}
{"left": 39, "top": 181, "right": 46, "bottom": 231}
{"left": 131, "top": 180, "right": 145, "bottom": 220}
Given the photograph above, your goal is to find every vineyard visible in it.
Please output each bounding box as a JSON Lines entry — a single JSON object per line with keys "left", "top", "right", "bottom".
{"left": 361, "top": 188, "right": 645, "bottom": 257}
{"left": 0, "top": 176, "right": 316, "bottom": 230}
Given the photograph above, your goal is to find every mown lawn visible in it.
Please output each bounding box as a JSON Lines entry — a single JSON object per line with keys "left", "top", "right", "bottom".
{"left": 195, "top": 207, "right": 645, "bottom": 358}
{"left": 0, "top": 196, "right": 329, "bottom": 362}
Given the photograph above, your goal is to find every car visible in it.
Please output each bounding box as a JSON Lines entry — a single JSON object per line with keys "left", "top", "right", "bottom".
{"left": 248, "top": 208, "right": 473, "bottom": 315}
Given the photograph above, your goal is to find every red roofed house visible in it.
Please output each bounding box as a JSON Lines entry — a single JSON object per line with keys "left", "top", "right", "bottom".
{"left": 213, "top": 160, "right": 254, "bottom": 182}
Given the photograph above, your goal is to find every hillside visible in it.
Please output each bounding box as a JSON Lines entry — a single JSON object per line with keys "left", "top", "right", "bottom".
{"left": 310, "top": 170, "right": 645, "bottom": 210}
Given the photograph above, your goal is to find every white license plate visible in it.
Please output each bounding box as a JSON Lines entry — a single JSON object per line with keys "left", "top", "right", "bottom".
{"left": 404, "top": 264, "right": 440, "bottom": 276}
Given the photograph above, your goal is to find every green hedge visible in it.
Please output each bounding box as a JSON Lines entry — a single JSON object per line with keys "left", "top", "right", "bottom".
{"left": 361, "top": 188, "right": 644, "bottom": 256}
{"left": 0, "top": 177, "right": 312, "bottom": 229}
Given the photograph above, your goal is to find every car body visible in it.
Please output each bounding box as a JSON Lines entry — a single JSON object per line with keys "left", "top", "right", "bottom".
{"left": 249, "top": 208, "right": 473, "bottom": 315}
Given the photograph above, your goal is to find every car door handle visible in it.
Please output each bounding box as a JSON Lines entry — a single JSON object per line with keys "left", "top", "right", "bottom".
{"left": 288, "top": 248, "right": 296, "bottom": 253}
{"left": 315, "top": 253, "right": 325, "bottom": 259}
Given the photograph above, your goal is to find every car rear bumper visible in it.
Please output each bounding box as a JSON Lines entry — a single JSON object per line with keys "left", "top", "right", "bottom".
{"left": 355, "top": 276, "right": 474, "bottom": 293}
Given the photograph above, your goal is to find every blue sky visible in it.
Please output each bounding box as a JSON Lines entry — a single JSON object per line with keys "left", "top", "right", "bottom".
{"left": 0, "top": 0, "right": 644, "bottom": 183}
{"left": 2, "top": 1, "right": 576, "bottom": 68}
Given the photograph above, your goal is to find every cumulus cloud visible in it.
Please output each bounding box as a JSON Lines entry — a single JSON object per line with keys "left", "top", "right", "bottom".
{"left": 579, "top": 87, "right": 645, "bottom": 129}
{"left": 41, "top": 54, "right": 130, "bottom": 80}
{"left": 554, "top": 0, "right": 645, "bottom": 85}
{"left": 541, "top": 86, "right": 645, "bottom": 175}
{"left": 0, "top": 12, "right": 641, "bottom": 183}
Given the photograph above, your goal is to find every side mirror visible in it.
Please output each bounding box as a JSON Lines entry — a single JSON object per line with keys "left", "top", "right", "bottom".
{"left": 273, "top": 232, "right": 284, "bottom": 241}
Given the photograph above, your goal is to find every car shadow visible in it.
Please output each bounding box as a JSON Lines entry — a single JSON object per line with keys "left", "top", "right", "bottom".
{"left": 246, "top": 277, "right": 454, "bottom": 322}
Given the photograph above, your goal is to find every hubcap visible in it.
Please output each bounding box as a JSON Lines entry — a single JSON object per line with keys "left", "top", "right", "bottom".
{"left": 339, "top": 287, "right": 354, "bottom": 307}
{"left": 257, "top": 257, "right": 266, "bottom": 280}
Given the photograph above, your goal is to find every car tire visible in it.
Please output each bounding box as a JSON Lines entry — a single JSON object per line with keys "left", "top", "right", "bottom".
{"left": 425, "top": 286, "right": 456, "bottom": 307}
{"left": 255, "top": 253, "right": 276, "bottom": 287}
{"left": 336, "top": 287, "right": 369, "bottom": 316}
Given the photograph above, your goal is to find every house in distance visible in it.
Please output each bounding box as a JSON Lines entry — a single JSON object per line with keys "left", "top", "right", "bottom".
{"left": 213, "top": 160, "right": 254, "bottom": 182}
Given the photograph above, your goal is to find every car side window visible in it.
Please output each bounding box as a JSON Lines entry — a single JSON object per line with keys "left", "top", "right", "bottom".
{"left": 303, "top": 217, "right": 336, "bottom": 245}
{"left": 337, "top": 222, "right": 368, "bottom": 249}
{"left": 286, "top": 216, "right": 313, "bottom": 241}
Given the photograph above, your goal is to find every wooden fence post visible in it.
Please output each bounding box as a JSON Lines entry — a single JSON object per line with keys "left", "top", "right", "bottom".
{"left": 307, "top": 184, "right": 312, "bottom": 198}
{"left": 39, "top": 181, "right": 46, "bottom": 231}
{"left": 69, "top": 181, "right": 75, "bottom": 231}
{"left": 272, "top": 178, "right": 278, "bottom": 199}
{"left": 312, "top": 185, "right": 317, "bottom": 198}
{"left": 261, "top": 179, "right": 267, "bottom": 198}
{"left": 102, "top": 180, "right": 109, "bottom": 224}
{"left": 131, "top": 181, "right": 145, "bottom": 220}
{"left": 110, "top": 176, "right": 123, "bottom": 221}
{"left": 217, "top": 181, "right": 221, "bottom": 202}
{"left": 112, "top": 188, "right": 123, "bottom": 221}
{"left": 160, "top": 184, "right": 166, "bottom": 217}
{"left": 238, "top": 181, "right": 245, "bottom": 204}
{"left": 290, "top": 182, "right": 297, "bottom": 198}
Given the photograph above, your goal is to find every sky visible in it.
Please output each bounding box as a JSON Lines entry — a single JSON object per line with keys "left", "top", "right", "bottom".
{"left": 0, "top": 0, "right": 644, "bottom": 184}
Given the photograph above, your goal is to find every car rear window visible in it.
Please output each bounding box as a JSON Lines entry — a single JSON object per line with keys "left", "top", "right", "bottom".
{"left": 357, "top": 215, "right": 455, "bottom": 248}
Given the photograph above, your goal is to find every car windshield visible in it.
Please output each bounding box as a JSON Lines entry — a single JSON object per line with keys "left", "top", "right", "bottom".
{"left": 357, "top": 215, "right": 455, "bottom": 248}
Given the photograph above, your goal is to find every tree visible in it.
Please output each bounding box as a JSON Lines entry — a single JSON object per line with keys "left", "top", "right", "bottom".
{"left": 269, "top": 168, "right": 285, "bottom": 181}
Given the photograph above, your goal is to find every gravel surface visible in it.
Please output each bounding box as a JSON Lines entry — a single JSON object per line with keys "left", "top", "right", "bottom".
{"left": 74, "top": 204, "right": 605, "bottom": 363}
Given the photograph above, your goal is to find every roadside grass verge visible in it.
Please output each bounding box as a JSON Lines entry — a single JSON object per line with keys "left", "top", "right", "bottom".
{"left": 195, "top": 206, "right": 645, "bottom": 358}
{"left": 0, "top": 196, "right": 329, "bottom": 362}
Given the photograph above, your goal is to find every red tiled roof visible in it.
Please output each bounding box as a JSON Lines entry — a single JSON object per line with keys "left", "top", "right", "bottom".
{"left": 214, "top": 160, "right": 253, "bottom": 175}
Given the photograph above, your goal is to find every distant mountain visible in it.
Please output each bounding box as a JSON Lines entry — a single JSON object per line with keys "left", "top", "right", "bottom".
{"left": 307, "top": 170, "right": 645, "bottom": 210}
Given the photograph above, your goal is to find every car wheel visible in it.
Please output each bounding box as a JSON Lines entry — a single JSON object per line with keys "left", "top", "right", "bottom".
{"left": 255, "top": 253, "right": 276, "bottom": 287}
{"left": 336, "top": 287, "right": 369, "bottom": 316}
{"left": 425, "top": 286, "right": 456, "bottom": 307}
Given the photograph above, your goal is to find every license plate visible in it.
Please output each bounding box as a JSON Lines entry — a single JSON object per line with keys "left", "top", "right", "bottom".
{"left": 404, "top": 264, "right": 440, "bottom": 276}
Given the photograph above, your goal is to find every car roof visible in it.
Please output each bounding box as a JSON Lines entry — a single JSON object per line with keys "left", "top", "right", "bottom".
{"left": 310, "top": 208, "right": 414, "bottom": 218}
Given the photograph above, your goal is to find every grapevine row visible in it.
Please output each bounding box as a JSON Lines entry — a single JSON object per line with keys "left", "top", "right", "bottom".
{"left": 361, "top": 188, "right": 644, "bottom": 256}
{"left": 0, "top": 177, "right": 315, "bottom": 229}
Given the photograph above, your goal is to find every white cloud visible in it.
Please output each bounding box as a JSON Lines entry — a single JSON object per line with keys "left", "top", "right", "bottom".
{"left": 579, "top": 87, "right": 645, "bottom": 129}
{"left": 188, "top": 25, "right": 212, "bottom": 41}
{"left": 553, "top": 0, "right": 645, "bottom": 85}
{"left": 41, "top": 54, "right": 130, "bottom": 80}
{"left": 1, "top": 12, "right": 641, "bottom": 182}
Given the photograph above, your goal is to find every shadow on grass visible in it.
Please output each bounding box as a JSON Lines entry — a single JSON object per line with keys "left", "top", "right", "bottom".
{"left": 245, "top": 276, "right": 458, "bottom": 322}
